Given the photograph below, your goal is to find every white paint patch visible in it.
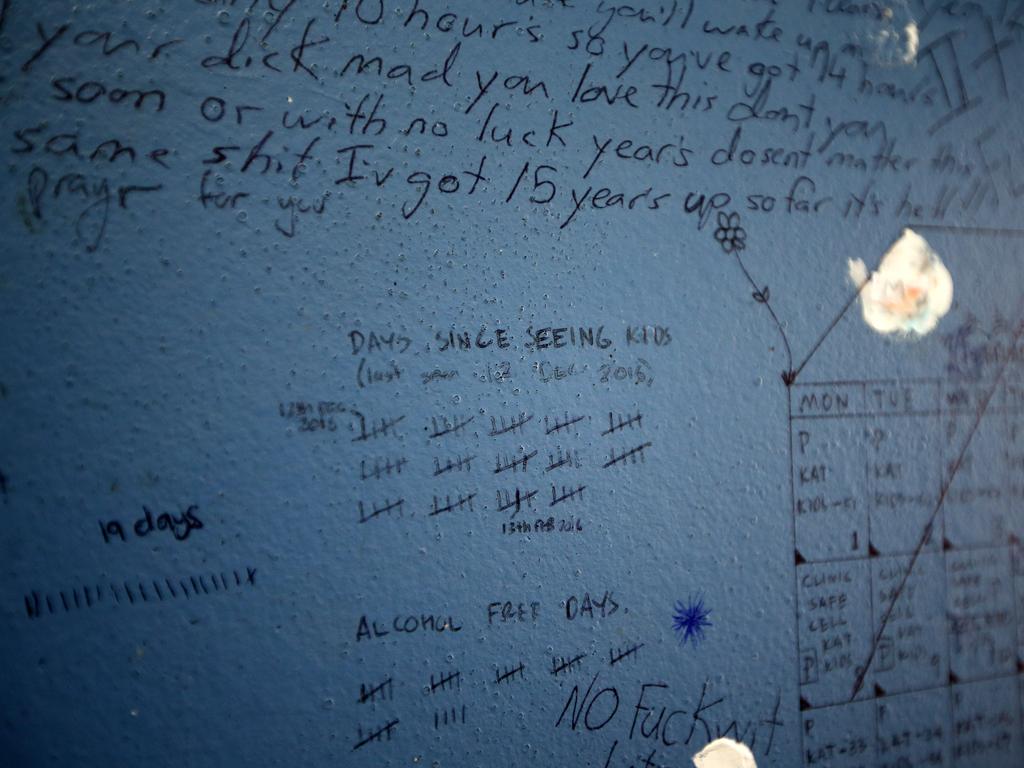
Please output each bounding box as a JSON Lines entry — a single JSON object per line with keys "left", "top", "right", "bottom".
{"left": 903, "top": 21, "right": 920, "bottom": 63}
{"left": 872, "top": 23, "right": 918, "bottom": 65}
{"left": 860, "top": 3, "right": 918, "bottom": 66}
{"left": 692, "top": 738, "right": 757, "bottom": 768}
{"left": 849, "top": 228, "right": 953, "bottom": 336}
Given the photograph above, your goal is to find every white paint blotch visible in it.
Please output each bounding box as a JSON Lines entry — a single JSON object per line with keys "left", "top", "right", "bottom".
{"left": 692, "top": 738, "right": 757, "bottom": 768}
{"left": 862, "top": 4, "right": 918, "bottom": 66}
{"left": 873, "top": 21, "right": 918, "bottom": 64}
{"left": 903, "top": 21, "right": 920, "bottom": 63}
{"left": 849, "top": 228, "right": 953, "bottom": 336}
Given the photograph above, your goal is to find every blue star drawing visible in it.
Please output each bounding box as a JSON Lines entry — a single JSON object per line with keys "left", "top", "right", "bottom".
{"left": 672, "top": 594, "right": 712, "bottom": 646}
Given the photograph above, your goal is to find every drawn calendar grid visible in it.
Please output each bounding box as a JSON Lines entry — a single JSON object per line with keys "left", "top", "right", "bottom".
{"left": 790, "top": 370, "right": 1024, "bottom": 767}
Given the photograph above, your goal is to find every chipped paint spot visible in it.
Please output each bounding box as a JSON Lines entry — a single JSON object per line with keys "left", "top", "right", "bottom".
{"left": 849, "top": 228, "right": 953, "bottom": 336}
{"left": 692, "top": 738, "right": 757, "bottom": 768}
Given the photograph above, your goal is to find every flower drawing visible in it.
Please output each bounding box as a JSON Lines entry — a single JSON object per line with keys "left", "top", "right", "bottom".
{"left": 714, "top": 212, "right": 746, "bottom": 253}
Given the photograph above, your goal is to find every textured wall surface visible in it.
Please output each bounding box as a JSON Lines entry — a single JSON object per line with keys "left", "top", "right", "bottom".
{"left": 2, "top": 2, "right": 1024, "bottom": 766}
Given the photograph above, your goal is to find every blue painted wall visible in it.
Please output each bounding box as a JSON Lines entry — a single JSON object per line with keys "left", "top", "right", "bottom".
{"left": 2, "top": 1, "right": 1024, "bottom": 766}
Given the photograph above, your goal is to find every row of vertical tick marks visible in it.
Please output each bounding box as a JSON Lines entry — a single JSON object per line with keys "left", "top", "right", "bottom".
{"left": 426, "top": 410, "right": 645, "bottom": 440}
{"left": 23, "top": 566, "right": 258, "bottom": 619}
{"left": 356, "top": 646, "right": 644, "bottom": 710}
{"left": 552, "top": 642, "right": 646, "bottom": 676}
{"left": 291, "top": 409, "right": 645, "bottom": 444}
{"left": 429, "top": 412, "right": 534, "bottom": 439}
{"left": 362, "top": 443, "right": 584, "bottom": 483}
{"left": 438, "top": 444, "right": 585, "bottom": 477}
{"left": 356, "top": 493, "right": 478, "bottom": 523}
{"left": 602, "top": 410, "right": 651, "bottom": 469}
{"left": 429, "top": 409, "right": 651, "bottom": 469}
{"left": 353, "top": 718, "right": 400, "bottom": 752}
{"left": 356, "top": 481, "right": 587, "bottom": 524}
{"left": 498, "top": 482, "right": 587, "bottom": 517}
